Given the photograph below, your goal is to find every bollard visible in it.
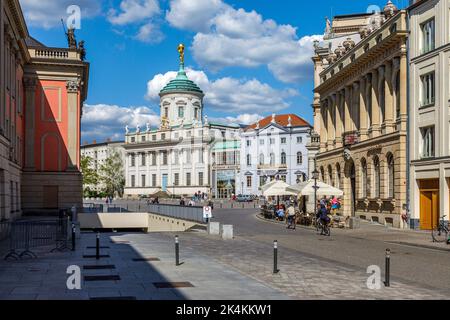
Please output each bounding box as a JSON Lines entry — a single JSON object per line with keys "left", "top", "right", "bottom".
{"left": 96, "top": 232, "right": 100, "bottom": 260}
{"left": 273, "top": 240, "right": 279, "bottom": 274}
{"left": 385, "top": 248, "right": 390, "bottom": 287}
{"left": 175, "top": 235, "right": 180, "bottom": 266}
{"left": 71, "top": 224, "right": 76, "bottom": 251}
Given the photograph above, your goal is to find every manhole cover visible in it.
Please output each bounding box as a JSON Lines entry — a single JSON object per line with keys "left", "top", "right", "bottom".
{"left": 90, "top": 296, "right": 136, "bottom": 300}
{"left": 83, "top": 265, "right": 116, "bottom": 270}
{"left": 153, "top": 282, "right": 194, "bottom": 288}
{"left": 83, "top": 255, "right": 110, "bottom": 258}
{"left": 84, "top": 275, "right": 121, "bottom": 281}
{"left": 132, "top": 258, "right": 160, "bottom": 262}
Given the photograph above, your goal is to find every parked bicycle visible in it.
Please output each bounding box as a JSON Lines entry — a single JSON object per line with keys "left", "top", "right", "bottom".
{"left": 432, "top": 215, "right": 449, "bottom": 243}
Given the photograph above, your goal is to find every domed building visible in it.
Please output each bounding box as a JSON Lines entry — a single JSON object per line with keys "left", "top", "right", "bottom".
{"left": 123, "top": 45, "right": 241, "bottom": 198}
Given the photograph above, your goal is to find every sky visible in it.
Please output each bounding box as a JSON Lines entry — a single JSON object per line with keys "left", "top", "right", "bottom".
{"left": 19, "top": 0, "right": 409, "bottom": 143}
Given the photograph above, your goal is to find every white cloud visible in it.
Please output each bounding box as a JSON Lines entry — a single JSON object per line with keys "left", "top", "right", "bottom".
{"left": 81, "top": 104, "right": 160, "bottom": 141}
{"left": 135, "top": 22, "right": 164, "bottom": 43}
{"left": 107, "top": 0, "right": 160, "bottom": 25}
{"left": 210, "top": 114, "right": 263, "bottom": 126}
{"left": 166, "top": 0, "right": 225, "bottom": 32}
{"left": 145, "top": 68, "right": 298, "bottom": 114}
{"left": 20, "top": 0, "right": 102, "bottom": 29}
{"left": 166, "top": 0, "right": 322, "bottom": 83}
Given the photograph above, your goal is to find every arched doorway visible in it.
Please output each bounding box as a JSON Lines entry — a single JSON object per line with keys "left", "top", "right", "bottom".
{"left": 345, "top": 159, "right": 356, "bottom": 217}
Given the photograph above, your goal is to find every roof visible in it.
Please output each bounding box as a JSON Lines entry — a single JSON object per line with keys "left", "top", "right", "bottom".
{"left": 212, "top": 140, "right": 241, "bottom": 151}
{"left": 160, "top": 63, "right": 204, "bottom": 96}
{"left": 245, "top": 114, "right": 311, "bottom": 131}
{"left": 81, "top": 140, "right": 125, "bottom": 148}
{"left": 25, "top": 36, "right": 46, "bottom": 48}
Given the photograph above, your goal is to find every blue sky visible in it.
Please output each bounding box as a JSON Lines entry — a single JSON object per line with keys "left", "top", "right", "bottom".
{"left": 20, "top": 0, "right": 408, "bottom": 143}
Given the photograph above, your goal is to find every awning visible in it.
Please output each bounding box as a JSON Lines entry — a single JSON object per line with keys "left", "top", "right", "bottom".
{"left": 287, "top": 180, "right": 344, "bottom": 197}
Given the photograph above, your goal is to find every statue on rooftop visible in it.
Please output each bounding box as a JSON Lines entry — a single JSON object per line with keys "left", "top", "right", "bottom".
{"left": 66, "top": 27, "right": 77, "bottom": 49}
{"left": 178, "top": 43, "right": 185, "bottom": 64}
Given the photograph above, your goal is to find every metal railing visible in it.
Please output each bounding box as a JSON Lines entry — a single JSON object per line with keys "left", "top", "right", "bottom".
{"left": 3, "top": 218, "right": 70, "bottom": 260}
{"left": 147, "top": 204, "right": 205, "bottom": 223}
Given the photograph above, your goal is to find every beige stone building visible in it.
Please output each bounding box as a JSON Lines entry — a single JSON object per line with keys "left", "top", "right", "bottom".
{"left": 310, "top": 2, "right": 409, "bottom": 228}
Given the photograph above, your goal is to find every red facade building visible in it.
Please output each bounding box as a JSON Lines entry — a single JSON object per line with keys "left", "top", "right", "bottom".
{"left": 1, "top": 0, "right": 89, "bottom": 219}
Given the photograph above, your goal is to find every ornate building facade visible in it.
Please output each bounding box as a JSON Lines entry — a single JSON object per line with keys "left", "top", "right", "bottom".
{"left": 310, "top": 2, "right": 409, "bottom": 228}
{"left": 239, "top": 114, "right": 311, "bottom": 196}
{"left": 123, "top": 46, "right": 240, "bottom": 198}
{"left": 408, "top": 0, "right": 450, "bottom": 230}
{"left": 1, "top": 0, "right": 89, "bottom": 220}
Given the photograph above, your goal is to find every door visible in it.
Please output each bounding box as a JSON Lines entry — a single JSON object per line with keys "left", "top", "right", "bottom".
{"left": 420, "top": 191, "right": 439, "bottom": 230}
{"left": 43, "top": 186, "right": 59, "bottom": 209}
{"left": 162, "top": 174, "right": 168, "bottom": 192}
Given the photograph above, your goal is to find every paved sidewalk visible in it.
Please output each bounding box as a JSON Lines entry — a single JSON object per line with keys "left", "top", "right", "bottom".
{"left": 0, "top": 231, "right": 289, "bottom": 300}
{"left": 257, "top": 214, "right": 450, "bottom": 252}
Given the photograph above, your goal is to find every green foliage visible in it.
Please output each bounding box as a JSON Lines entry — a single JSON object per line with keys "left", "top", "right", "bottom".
{"left": 98, "top": 151, "right": 125, "bottom": 198}
{"left": 80, "top": 155, "right": 99, "bottom": 196}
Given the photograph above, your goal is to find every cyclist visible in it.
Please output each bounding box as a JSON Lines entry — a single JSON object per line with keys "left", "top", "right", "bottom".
{"left": 318, "top": 204, "right": 330, "bottom": 235}
{"left": 286, "top": 202, "right": 296, "bottom": 230}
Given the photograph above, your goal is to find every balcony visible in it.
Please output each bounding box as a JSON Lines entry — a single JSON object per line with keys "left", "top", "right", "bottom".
{"left": 257, "top": 164, "right": 288, "bottom": 170}
{"left": 29, "top": 48, "right": 82, "bottom": 61}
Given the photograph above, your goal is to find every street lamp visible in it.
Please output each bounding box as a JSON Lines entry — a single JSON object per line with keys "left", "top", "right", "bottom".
{"left": 312, "top": 157, "right": 320, "bottom": 217}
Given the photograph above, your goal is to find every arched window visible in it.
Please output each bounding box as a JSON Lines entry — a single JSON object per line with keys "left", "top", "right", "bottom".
{"left": 246, "top": 154, "right": 251, "bottom": 166}
{"left": 335, "top": 163, "right": 341, "bottom": 189}
{"left": 328, "top": 165, "right": 333, "bottom": 186}
{"left": 373, "top": 156, "right": 381, "bottom": 198}
{"left": 320, "top": 166, "right": 325, "bottom": 182}
{"left": 387, "top": 154, "right": 395, "bottom": 198}
{"left": 259, "top": 154, "right": 264, "bottom": 165}
{"left": 270, "top": 153, "right": 275, "bottom": 166}
{"left": 297, "top": 152, "right": 303, "bottom": 165}
{"left": 281, "top": 152, "right": 287, "bottom": 165}
{"left": 361, "top": 158, "right": 367, "bottom": 198}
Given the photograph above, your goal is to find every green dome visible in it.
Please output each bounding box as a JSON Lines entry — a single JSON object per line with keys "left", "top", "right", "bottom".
{"left": 160, "top": 63, "right": 204, "bottom": 96}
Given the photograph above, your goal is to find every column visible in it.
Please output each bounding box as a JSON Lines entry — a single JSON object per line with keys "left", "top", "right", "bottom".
{"left": 327, "top": 96, "right": 335, "bottom": 148}
{"left": 399, "top": 51, "right": 408, "bottom": 132}
{"left": 23, "top": 77, "right": 37, "bottom": 170}
{"left": 371, "top": 69, "right": 381, "bottom": 137}
{"left": 335, "top": 91, "right": 343, "bottom": 148}
{"left": 320, "top": 101, "right": 327, "bottom": 152}
{"left": 66, "top": 80, "right": 80, "bottom": 170}
{"left": 359, "top": 77, "right": 368, "bottom": 141}
{"left": 344, "top": 86, "right": 352, "bottom": 133}
{"left": 384, "top": 60, "right": 395, "bottom": 134}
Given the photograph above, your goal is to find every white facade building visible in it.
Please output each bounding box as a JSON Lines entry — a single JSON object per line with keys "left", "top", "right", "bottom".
{"left": 81, "top": 140, "right": 126, "bottom": 191}
{"left": 408, "top": 0, "right": 450, "bottom": 230}
{"left": 123, "top": 47, "right": 240, "bottom": 198}
{"left": 238, "top": 114, "right": 312, "bottom": 196}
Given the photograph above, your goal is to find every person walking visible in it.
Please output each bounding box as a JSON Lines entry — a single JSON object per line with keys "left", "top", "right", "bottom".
{"left": 287, "top": 202, "right": 296, "bottom": 230}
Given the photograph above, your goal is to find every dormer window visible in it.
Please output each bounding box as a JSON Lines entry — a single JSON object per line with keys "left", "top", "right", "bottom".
{"left": 178, "top": 107, "right": 184, "bottom": 118}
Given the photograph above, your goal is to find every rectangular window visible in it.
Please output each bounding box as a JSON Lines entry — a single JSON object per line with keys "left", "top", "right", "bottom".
{"left": 186, "top": 173, "right": 191, "bottom": 186}
{"left": 131, "top": 154, "right": 136, "bottom": 167}
{"left": 141, "top": 136, "right": 146, "bottom": 142}
{"left": 131, "top": 175, "right": 136, "bottom": 187}
{"left": 247, "top": 176, "right": 252, "bottom": 188}
{"left": 141, "top": 175, "right": 146, "bottom": 187}
{"left": 281, "top": 137, "right": 286, "bottom": 144}
{"left": 421, "top": 72, "right": 435, "bottom": 106}
{"left": 131, "top": 137, "right": 136, "bottom": 143}
{"left": 141, "top": 154, "right": 146, "bottom": 166}
{"left": 161, "top": 133, "right": 166, "bottom": 140}
{"left": 173, "top": 150, "right": 179, "bottom": 165}
{"left": 178, "top": 107, "right": 184, "bottom": 118}
{"left": 152, "top": 135, "right": 156, "bottom": 141}
{"left": 421, "top": 18, "right": 435, "bottom": 54}
{"left": 174, "top": 173, "right": 180, "bottom": 186}
{"left": 152, "top": 174, "right": 157, "bottom": 187}
{"left": 151, "top": 152, "right": 157, "bottom": 166}
{"left": 270, "top": 138, "right": 275, "bottom": 145}
{"left": 199, "top": 172, "right": 204, "bottom": 186}
{"left": 297, "top": 136, "right": 303, "bottom": 144}
{"left": 421, "top": 126, "right": 435, "bottom": 159}
{"left": 246, "top": 140, "right": 251, "bottom": 147}
{"left": 162, "top": 151, "right": 168, "bottom": 165}
{"left": 199, "top": 148, "right": 204, "bottom": 164}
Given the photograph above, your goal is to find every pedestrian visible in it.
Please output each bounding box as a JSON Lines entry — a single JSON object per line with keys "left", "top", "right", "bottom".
{"left": 105, "top": 197, "right": 109, "bottom": 206}
{"left": 287, "top": 202, "right": 296, "bottom": 230}
{"left": 180, "top": 198, "right": 186, "bottom": 206}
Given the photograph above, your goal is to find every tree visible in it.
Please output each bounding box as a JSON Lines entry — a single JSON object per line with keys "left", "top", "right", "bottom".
{"left": 98, "top": 151, "right": 125, "bottom": 198}
{"left": 80, "top": 155, "right": 99, "bottom": 196}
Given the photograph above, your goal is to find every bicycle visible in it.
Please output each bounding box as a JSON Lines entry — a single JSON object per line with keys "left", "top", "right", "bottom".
{"left": 432, "top": 215, "right": 449, "bottom": 243}
{"left": 317, "top": 217, "right": 331, "bottom": 236}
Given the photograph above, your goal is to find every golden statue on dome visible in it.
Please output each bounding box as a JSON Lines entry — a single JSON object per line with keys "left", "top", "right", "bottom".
{"left": 177, "top": 43, "right": 185, "bottom": 64}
